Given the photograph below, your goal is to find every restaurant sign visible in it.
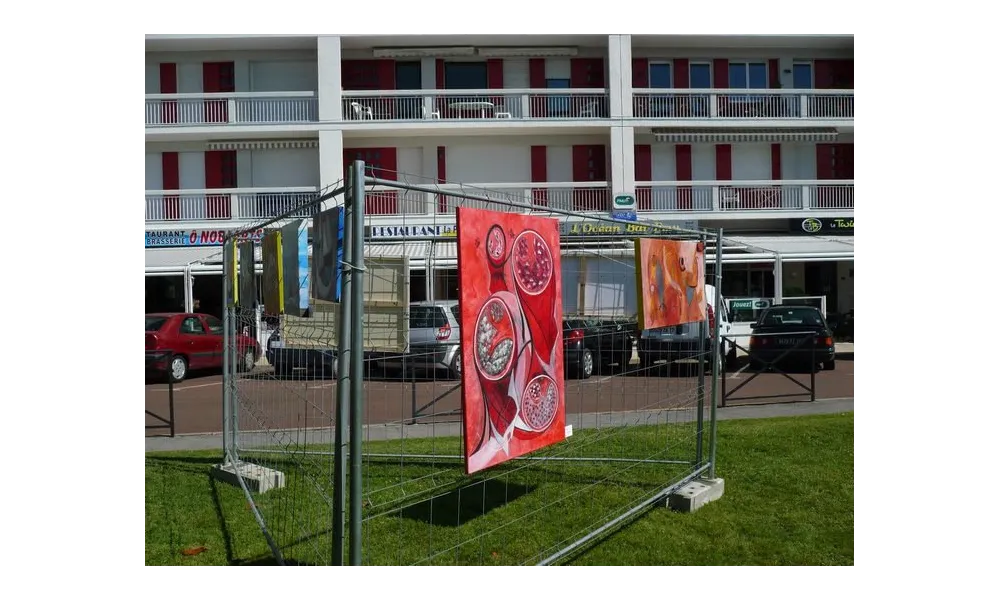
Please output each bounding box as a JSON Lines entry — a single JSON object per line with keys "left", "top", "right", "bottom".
{"left": 560, "top": 219, "right": 698, "bottom": 236}
{"left": 366, "top": 224, "right": 457, "bottom": 239}
{"left": 145, "top": 228, "right": 266, "bottom": 248}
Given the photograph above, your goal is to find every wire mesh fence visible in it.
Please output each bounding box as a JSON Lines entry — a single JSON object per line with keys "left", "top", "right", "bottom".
{"left": 218, "top": 161, "right": 724, "bottom": 565}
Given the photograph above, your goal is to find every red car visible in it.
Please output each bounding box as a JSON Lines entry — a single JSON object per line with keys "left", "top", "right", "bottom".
{"left": 146, "top": 312, "right": 260, "bottom": 382}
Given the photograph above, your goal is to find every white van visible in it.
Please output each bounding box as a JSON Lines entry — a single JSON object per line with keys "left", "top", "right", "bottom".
{"left": 636, "top": 284, "right": 737, "bottom": 371}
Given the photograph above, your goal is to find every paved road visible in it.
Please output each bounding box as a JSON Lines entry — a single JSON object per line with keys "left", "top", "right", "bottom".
{"left": 146, "top": 357, "right": 854, "bottom": 437}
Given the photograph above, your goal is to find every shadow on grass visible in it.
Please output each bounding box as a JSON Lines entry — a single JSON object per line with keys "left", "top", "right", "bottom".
{"left": 401, "top": 479, "right": 535, "bottom": 527}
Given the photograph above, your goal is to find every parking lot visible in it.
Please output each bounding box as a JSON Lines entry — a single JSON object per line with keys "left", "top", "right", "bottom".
{"left": 145, "top": 355, "right": 854, "bottom": 436}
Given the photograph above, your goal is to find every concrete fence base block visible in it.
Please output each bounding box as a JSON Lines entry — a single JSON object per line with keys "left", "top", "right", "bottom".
{"left": 212, "top": 461, "right": 286, "bottom": 494}
{"left": 667, "top": 478, "right": 725, "bottom": 513}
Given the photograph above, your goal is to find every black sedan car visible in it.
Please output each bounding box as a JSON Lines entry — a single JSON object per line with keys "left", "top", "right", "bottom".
{"left": 748, "top": 305, "right": 836, "bottom": 372}
{"left": 563, "top": 317, "right": 637, "bottom": 379}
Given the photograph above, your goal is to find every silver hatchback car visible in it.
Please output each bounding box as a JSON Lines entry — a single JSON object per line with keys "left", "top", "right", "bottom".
{"left": 379, "top": 301, "right": 463, "bottom": 379}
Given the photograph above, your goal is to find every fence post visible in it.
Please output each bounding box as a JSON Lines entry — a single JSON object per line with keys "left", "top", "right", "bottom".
{"left": 168, "top": 370, "right": 176, "bottom": 438}
{"left": 222, "top": 239, "right": 233, "bottom": 463}
{"left": 696, "top": 233, "right": 706, "bottom": 468}
{"left": 349, "top": 159, "right": 367, "bottom": 566}
{"left": 333, "top": 166, "right": 356, "bottom": 566}
{"left": 709, "top": 228, "right": 723, "bottom": 479}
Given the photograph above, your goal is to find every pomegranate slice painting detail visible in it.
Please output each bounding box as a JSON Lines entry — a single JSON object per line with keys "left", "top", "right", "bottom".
{"left": 510, "top": 230, "right": 559, "bottom": 368}
{"left": 457, "top": 207, "right": 567, "bottom": 475}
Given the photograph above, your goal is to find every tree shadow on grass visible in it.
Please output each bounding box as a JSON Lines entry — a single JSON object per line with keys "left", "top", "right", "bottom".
{"left": 400, "top": 479, "right": 535, "bottom": 527}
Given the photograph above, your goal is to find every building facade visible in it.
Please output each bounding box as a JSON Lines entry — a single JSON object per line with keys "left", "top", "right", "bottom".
{"left": 144, "top": 34, "right": 854, "bottom": 321}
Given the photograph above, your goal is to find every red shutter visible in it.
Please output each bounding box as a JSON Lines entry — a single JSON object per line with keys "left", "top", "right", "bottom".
{"left": 571, "top": 58, "right": 604, "bottom": 88}
{"left": 376, "top": 60, "right": 395, "bottom": 89}
{"left": 816, "top": 144, "right": 834, "bottom": 179}
{"left": 632, "top": 58, "right": 649, "bottom": 88}
{"left": 529, "top": 58, "right": 547, "bottom": 118}
{"left": 715, "top": 145, "right": 732, "bottom": 183}
{"left": 712, "top": 59, "right": 728, "bottom": 89}
{"left": 342, "top": 60, "right": 379, "bottom": 90}
{"left": 768, "top": 59, "right": 780, "bottom": 88}
{"left": 771, "top": 144, "right": 782, "bottom": 180}
{"left": 634, "top": 144, "right": 652, "bottom": 211}
{"left": 437, "top": 146, "right": 448, "bottom": 213}
{"left": 435, "top": 59, "right": 445, "bottom": 88}
{"left": 203, "top": 62, "right": 234, "bottom": 123}
{"left": 344, "top": 148, "right": 398, "bottom": 214}
{"left": 159, "top": 63, "right": 177, "bottom": 124}
{"left": 161, "top": 152, "right": 180, "bottom": 220}
{"left": 572, "top": 145, "right": 606, "bottom": 211}
{"left": 530, "top": 146, "right": 548, "bottom": 207}
{"left": 487, "top": 59, "right": 504, "bottom": 88}
{"left": 676, "top": 145, "right": 693, "bottom": 210}
{"left": 674, "top": 59, "right": 689, "bottom": 88}
{"left": 204, "top": 151, "right": 234, "bottom": 220}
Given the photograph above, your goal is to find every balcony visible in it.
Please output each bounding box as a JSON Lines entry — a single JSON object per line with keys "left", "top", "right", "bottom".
{"left": 632, "top": 89, "right": 853, "bottom": 120}
{"left": 633, "top": 180, "right": 854, "bottom": 212}
{"left": 359, "top": 182, "right": 612, "bottom": 216}
{"left": 145, "top": 93, "right": 318, "bottom": 127}
{"left": 342, "top": 89, "right": 609, "bottom": 122}
{"left": 145, "top": 187, "right": 319, "bottom": 222}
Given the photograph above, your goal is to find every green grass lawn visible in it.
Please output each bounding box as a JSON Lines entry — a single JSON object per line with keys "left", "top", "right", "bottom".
{"left": 146, "top": 412, "right": 853, "bottom": 566}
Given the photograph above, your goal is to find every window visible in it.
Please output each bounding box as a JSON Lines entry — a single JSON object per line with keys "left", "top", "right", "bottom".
{"left": 395, "top": 61, "right": 421, "bottom": 90}
{"left": 180, "top": 317, "right": 205, "bottom": 334}
{"left": 394, "top": 61, "right": 422, "bottom": 119}
{"left": 792, "top": 62, "right": 813, "bottom": 89}
{"left": 449, "top": 305, "right": 461, "bottom": 323}
{"left": 690, "top": 63, "right": 712, "bottom": 89}
{"left": 409, "top": 306, "right": 448, "bottom": 329}
{"left": 649, "top": 63, "right": 672, "bottom": 88}
{"left": 729, "top": 62, "right": 767, "bottom": 89}
{"left": 205, "top": 316, "right": 223, "bottom": 334}
{"left": 145, "top": 316, "right": 168, "bottom": 332}
{"left": 547, "top": 78, "right": 570, "bottom": 116}
{"left": 444, "top": 62, "right": 487, "bottom": 89}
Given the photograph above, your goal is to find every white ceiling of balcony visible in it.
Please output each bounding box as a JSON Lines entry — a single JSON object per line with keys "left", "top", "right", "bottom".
{"left": 145, "top": 34, "right": 317, "bottom": 52}
{"left": 341, "top": 34, "right": 609, "bottom": 49}
{"left": 632, "top": 34, "right": 853, "bottom": 49}
{"left": 653, "top": 128, "right": 840, "bottom": 143}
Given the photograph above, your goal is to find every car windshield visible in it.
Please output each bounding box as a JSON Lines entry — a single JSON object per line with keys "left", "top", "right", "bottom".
{"left": 759, "top": 307, "right": 824, "bottom": 327}
{"left": 449, "top": 305, "right": 461, "bottom": 323}
{"left": 146, "top": 316, "right": 168, "bottom": 331}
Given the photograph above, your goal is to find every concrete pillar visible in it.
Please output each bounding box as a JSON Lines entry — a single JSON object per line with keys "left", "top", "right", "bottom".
{"left": 319, "top": 130, "right": 345, "bottom": 211}
{"left": 317, "top": 35, "right": 343, "bottom": 121}
{"left": 610, "top": 126, "right": 636, "bottom": 199}
{"left": 607, "top": 34, "right": 632, "bottom": 118}
{"left": 772, "top": 254, "right": 783, "bottom": 304}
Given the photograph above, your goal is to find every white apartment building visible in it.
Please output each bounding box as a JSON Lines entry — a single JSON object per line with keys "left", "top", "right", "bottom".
{"left": 144, "top": 34, "right": 854, "bottom": 321}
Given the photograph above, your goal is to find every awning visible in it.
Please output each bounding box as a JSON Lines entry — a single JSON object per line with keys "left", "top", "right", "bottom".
{"left": 653, "top": 127, "right": 840, "bottom": 143}
{"left": 205, "top": 139, "right": 318, "bottom": 151}
{"left": 723, "top": 235, "right": 854, "bottom": 261}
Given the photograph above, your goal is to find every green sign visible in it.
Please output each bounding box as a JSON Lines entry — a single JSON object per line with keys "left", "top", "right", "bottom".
{"left": 729, "top": 298, "right": 771, "bottom": 311}
{"left": 613, "top": 195, "right": 636, "bottom": 208}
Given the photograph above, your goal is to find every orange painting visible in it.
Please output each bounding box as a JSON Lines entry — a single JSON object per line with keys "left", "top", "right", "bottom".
{"left": 634, "top": 239, "right": 706, "bottom": 330}
{"left": 457, "top": 207, "right": 567, "bottom": 475}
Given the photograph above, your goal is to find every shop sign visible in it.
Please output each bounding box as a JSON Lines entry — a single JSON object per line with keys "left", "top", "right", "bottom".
{"left": 145, "top": 228, "right": 265, "bottom": 248}
{"left": 790, "top": 217, "right": 854, "bottom": 236}
{"left": 367, "top": 224, "right": 457, "bottom": 239}
{"left": 610, "top": 195, "right": 637, "bottom": 222}
{"left": 560, "top": 219, "right": 698, "bottom": 236}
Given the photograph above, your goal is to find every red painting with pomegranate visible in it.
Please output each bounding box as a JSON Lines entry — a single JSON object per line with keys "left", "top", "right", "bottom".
{"left": 457, "top": 207, "right": 567, "bottom": 475}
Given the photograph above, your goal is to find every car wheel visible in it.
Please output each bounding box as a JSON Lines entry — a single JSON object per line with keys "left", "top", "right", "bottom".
{"left": 579, "top": 349, "right": 594, "bottom": 379}
{"left": 169, "top": 355, "right": 188, "bottom": 383}
{"left": 823, "top": 358, "right": 836, "bottom": 371}
{"left": 450, "top": 352, "right": 462, "bottom": 380}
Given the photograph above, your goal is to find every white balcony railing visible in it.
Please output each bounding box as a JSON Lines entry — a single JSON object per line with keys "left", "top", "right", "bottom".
{"left": 343, "top": 89, "right": 609, "bottom": 121}
{"left": 632, "top": 89, "right": 854, "bottom": 119}
{"left": 145, "top": 92, "right": 318, "bottom": 126}
{"left": 145, "top": 187, "right": 319, "bottom": 222}
{"left": 633, "top": 180, "right": 854, "bottom": 212}
{"left": 355, "top": 182, "right": 611, "bottom": 216}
